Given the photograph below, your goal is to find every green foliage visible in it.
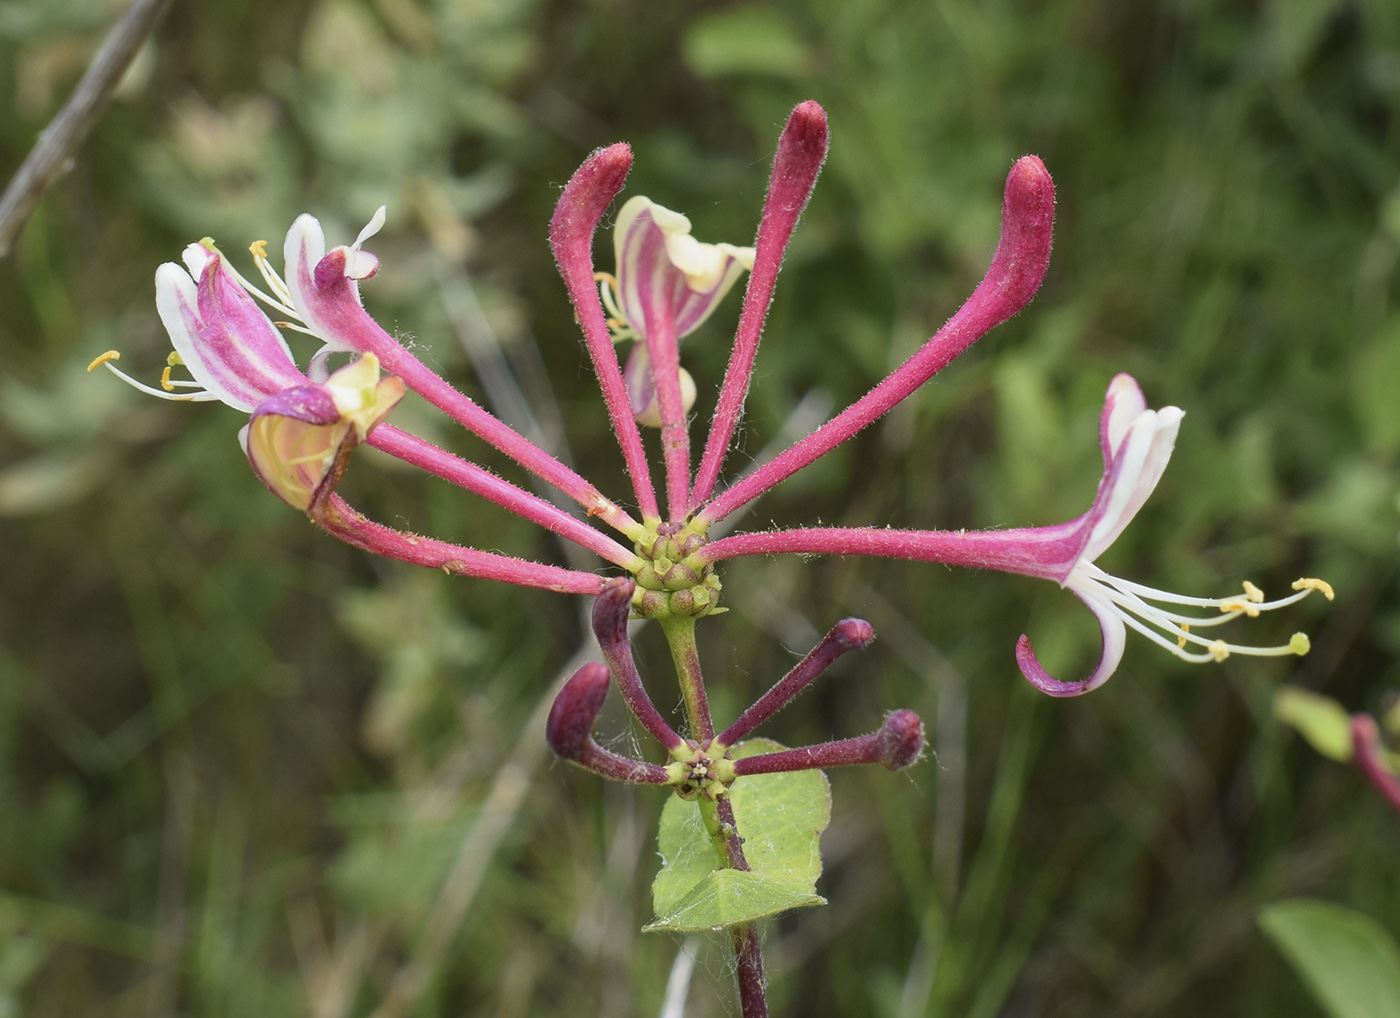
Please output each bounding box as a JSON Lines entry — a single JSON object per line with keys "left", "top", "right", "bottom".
{"left": 1274, "top": 686, "right": 1357, "bottom": 763}
{"left": 648, "top": 739, "right": 830, "bottom": 932}
{"left": 2, "top": 0, "right": 1400, "bottom": 1013}
{"left": 1260, "top": 899, "right": 1400, "bottom": 1018}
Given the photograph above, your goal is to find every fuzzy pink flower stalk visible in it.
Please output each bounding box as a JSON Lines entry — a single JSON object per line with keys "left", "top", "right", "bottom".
{"left": 546, "top": 662, "right": 673, "bottom": 784}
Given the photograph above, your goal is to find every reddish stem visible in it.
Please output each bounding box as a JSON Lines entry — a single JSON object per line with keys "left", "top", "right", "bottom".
{"left": 717, "top": 618, "right": 874, "bottom": 747}
{"left": 591, "top": 579, "right": 686, "bottom": 752}
{"left": 697, "top": 155, "right": 1055, "bottom": 526}
{"left": 731, "top": 710, "right": 925, "bottom": 775}
{"left": 733, "top": 925, "right": 768, "bottom": 1018}
{"left": 546, "top": 662, "right": 672, "bottom": 784}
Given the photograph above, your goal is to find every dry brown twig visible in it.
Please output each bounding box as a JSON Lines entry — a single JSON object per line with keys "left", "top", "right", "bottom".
{"left": 0, "top": 0, "right": 173, "bottom": 257}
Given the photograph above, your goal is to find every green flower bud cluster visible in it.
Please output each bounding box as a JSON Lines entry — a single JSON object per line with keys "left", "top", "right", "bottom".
{"left": 629, "top": 524, "right": 722, "bottom": 619}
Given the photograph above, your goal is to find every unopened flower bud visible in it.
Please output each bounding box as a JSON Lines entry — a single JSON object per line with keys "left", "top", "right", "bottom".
{"left": 544, "top": 660, "right": 671, "bottom": 785}
{"left": 833, "top": 618, "right": 875, "bottom": 649}
{"left": 546, "top": 662, "right": 611, "bottom": 760}
{"left": 876, "top": 709, "right": 926, "bottom": 771}
{"left": 593, "top": 578, "right": 686, "bottom": 752}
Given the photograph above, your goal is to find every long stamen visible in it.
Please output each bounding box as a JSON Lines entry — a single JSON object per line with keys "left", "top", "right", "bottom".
{"left": 593, "top": 272, "right": 634, "bottom": 339}
{"left": 1102, "top": 569, "right": 1326, "bottom": 612}
{"left": 242, "top": 239, "right": 300, "bottom": 317}
{"left": 1072, "top": 562, "right": 1324, "bottom": 663}
{"left": 86, "top": 350, "right": 218, "bottom": 402}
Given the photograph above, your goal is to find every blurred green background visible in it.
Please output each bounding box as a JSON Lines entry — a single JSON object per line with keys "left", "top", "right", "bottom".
{"left": 1, "top": 0, "right": 1398, "bottom": 1014}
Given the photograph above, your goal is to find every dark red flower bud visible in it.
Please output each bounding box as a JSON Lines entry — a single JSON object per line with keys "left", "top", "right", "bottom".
{"left": 876, "top": 709, "right": 926, "bottom": 771}
{"left": 718, "top": 617, "right": 877, "bottom": 747}
{"left": 546, "top": 662, "right": 610, "bottom": 760}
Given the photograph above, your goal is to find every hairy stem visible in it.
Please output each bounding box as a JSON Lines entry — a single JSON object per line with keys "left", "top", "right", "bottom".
{"left": 661, "top": 621, "right": 769, "bottom": 1016}
{"left": 661, "top": 617, "right": 714, "bottom": 743}
{"left": 733, "top": 925, "right": 769, "bottom": 1018}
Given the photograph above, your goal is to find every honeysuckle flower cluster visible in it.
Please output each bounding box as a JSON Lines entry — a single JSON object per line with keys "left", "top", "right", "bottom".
{"left": 93, "top": 97, "right": 1333, "bottom": 1018}
{"left": 91, "top": 97, "right": 1330, "bottom": 712}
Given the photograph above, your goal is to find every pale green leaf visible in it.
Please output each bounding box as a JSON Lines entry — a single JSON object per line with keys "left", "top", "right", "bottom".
{"left": 647, "top": 739, "right": 831, "bottom": 932}
{"left": 1274, "top": 687, "right": 1354, "bottom": 763}
{"left": 681, "top": 7, "right": 811, "bottom": 80}
{"left": 1259, "top": 899, "right": 1400, "bottom": 1018}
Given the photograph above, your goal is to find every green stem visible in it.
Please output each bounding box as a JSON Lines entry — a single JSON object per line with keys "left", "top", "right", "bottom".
{"left": 660, "top": 616, "right": 714, "bottom": 743}
{"left": 661, "top": 618, "right": 768, "bottom": 1017}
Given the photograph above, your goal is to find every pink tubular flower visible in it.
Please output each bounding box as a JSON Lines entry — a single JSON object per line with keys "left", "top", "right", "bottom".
{"left": 695, "top": 374, "right": 1332, "bottom": 695}
{"left": 600, "top": 196, "right": 755, "bottom": 435}
{"left": 243, "top": 353, "right": 404, "bottom": 510}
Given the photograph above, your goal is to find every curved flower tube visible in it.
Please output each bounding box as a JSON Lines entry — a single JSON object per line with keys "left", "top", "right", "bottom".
{"left": 695, "top": 375, "right": 1331, "bottom": 695}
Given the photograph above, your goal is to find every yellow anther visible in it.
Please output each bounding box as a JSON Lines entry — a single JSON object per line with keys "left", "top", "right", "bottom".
{"left": 1220, "top": 599, "right": 1261, "bottom": 618}
{"left": 1177, "top": 623, "right": 1190, "bottom": 650}
{"left": 159, "top": 365, "right": 176, "bottom": 392}
{"left": 198, "top": 237, "right": 217, "bottom": 250}
{"left": 166, "top": 351, "right": 185, "bottom": 367}
{"left": 593, "top": 271, "right": 618, "bottom": 286}
{"left": 1289, "top": 632, "right": 1312, "bottom": 656}
{"left": 1292, "top": 577, "right": 1335, "bottom": 601}
{"left": 1208, "top": 640, "right": 1230, "bottom": 662}
{"left": 1243, "top": 581, "right": 1264, "bottom": 603}
{"left": 87, "top": 349, "right": 120, "bottom": 372}
{"left": 249, "top": 239, "right": 268, "bottom": 259}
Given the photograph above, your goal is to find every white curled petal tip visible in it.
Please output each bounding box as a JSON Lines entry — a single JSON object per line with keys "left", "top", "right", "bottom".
{"left": 663, "top": 232, "right": 725, "bottom": 290}
{"left": 1083, "top": 410, "right": 1157, "bottom": 560}
{"left": 723, "top": 242, "right": 757, "bottom": 271}
{"left": 1101, "top": 373, "right": 1147, "bottom": 464}
{"left": 181, "top": 242, "right": 214, "bottom": 280}
{"left": 354, "top": 205, "right": 387, "bottom": 249}
{"left": 1015, "top": 585, "right": 1127, "bottom": 697}
{"left": 284, "top": 213, "right": 328, "bottom": 281}
{"left": 344, "top": 249, "right": 380, "bottom": 280}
